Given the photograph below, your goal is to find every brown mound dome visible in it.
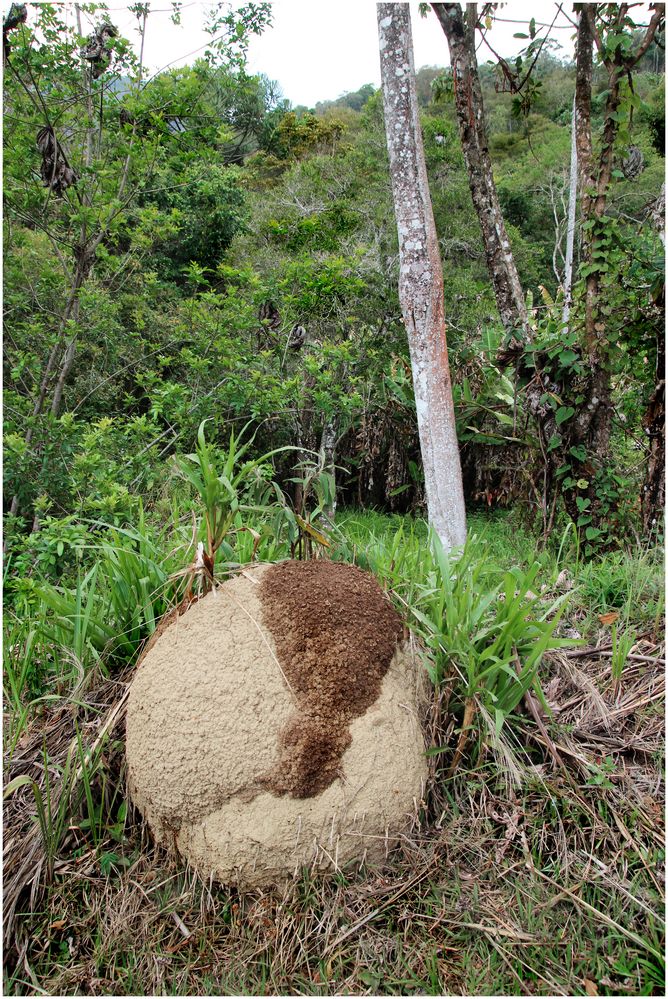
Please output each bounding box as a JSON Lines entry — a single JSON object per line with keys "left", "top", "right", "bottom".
{"left": 126, "top": 562, "right": 427, "bottom": 886}
{"left": 259, "top": 560, "right": 403, "bottom": 797}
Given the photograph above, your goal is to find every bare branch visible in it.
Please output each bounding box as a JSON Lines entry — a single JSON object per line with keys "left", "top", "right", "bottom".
{"left": 627, "top": 2, "right": 665, "bottom": 67}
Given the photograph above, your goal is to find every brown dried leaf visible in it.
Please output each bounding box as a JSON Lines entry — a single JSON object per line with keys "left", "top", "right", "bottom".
{"left": 294, "top": 514, "right": 330, "bottom": 548}
{"left": 584, "top": 978, "right": 599, "bottom": 995}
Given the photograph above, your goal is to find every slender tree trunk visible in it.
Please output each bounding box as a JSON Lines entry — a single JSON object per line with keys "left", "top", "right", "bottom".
{"left": 320, "top": 417, "right": 337, "bottom": 524}
{"left": 430, "top": 2, "right": 559, "bottom": 528}
{"left": 378, "top": 2, "right": 466, "bottom": 551}
{"left": 75, "top": 5, "right": 95, "bottom": 163}
{"left": 641, "top": 184, "right": 665, "bottom": 537}
{"left": 432, "top": 2, "right": 528, "bottom": 340}
{"left": 553, "top": 7, "right": 614, "bottom": 530}
{"left": 642, "top": 334, "right": 665, "bottom": 538}
{"left": 562, "top": 95, "right": 578, "bottom": 329}
{"left": 574, "top": 4, "right": 596, "bottom": 221}
{"left": 48, "top": 3, "right": 97, "bottom": 419}
{"left": 48, "top": 243, "right": 98, "bottom": 417}
{"left": 293, "top": 414, "right": 306, "bottom": 517}
{"left": 584, "top": 69, "right": 622, "bottom": 358}
{"left": 570, "top": 13, "right": 619, "bottom": 460}
{"left": 15, "top": 277, "right": 82, "bottom": 436}
{"left": 563, "top": 6, "right": 665, "bottom": 531}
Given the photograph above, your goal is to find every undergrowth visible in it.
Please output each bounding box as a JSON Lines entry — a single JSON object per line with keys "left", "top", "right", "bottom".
{"left": 3, "top": 485, "right": 665, "bottom": 996}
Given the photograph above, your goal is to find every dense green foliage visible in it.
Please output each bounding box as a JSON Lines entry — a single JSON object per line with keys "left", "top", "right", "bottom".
{"left": 4, "top": 6, "right": 664, "bottom": 577}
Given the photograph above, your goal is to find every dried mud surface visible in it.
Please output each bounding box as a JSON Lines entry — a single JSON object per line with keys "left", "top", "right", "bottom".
{"left": 259, "top": 559, "right": 403, "bottom": 797}
{"left": 126, "top": 564, "right": 427, "bottom": 886}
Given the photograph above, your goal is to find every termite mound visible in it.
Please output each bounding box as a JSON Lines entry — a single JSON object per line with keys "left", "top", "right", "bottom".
{"left": 126, "top": 561, "right": 426, "bottom": 887}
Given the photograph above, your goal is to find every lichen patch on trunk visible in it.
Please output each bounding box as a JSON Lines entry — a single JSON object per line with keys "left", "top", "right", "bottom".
{"left": 259, "top": 559, "right": 403, "bottom": 798}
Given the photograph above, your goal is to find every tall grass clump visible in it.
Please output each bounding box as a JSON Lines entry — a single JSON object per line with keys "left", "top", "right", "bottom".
{"left": 362, "top": 527, "right": 574, "bottom": 776}
{"left": 33, "top": 513, "right": 175, "bottom": 664}
{"left": 172, "top": 419, "right": 302, "bottom": 587}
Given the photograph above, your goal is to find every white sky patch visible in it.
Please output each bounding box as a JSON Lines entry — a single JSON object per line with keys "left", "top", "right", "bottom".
{"left": 52, "top": 0, "right": 583, "bottom": 108}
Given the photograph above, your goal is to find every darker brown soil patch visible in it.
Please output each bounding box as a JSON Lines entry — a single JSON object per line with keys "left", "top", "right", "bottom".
{"left": 259, "top": 559, "right": 403, "bottom": 799}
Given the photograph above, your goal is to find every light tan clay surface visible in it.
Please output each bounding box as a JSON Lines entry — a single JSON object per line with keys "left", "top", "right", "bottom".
{"left": 126, "top": 564, "right": 427, "bottom": 887}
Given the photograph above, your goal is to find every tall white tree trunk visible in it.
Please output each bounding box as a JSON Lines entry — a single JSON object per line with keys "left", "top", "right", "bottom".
{"left": 377, "top": 2, "right": 466, "bottom": 551}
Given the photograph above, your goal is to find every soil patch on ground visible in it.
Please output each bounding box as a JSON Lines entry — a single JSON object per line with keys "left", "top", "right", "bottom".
{"left": 259, "top": 559, "right": 403, "bottom": 798}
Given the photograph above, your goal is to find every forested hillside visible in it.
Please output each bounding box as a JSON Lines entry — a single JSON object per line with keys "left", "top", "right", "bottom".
{"left": 4, "top": 4, "right": 664, "bottom": 556}
{"left": 3, "top": 3, "right": 665, "bottom": 995}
